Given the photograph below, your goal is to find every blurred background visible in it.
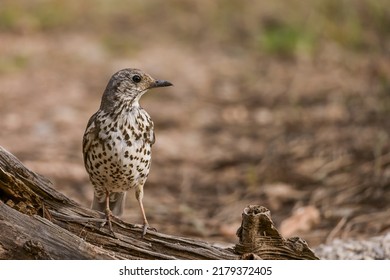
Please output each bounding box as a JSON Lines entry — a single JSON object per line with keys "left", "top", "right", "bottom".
{"left": 0, "top": 0, "right": 389, "bottom": 247}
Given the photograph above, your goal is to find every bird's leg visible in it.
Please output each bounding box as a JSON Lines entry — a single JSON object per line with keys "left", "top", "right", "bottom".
{"left": 104, "top": 189, "right": 116, "bottom": 237}
{"left": 136, "top": 187, "right": 156, "bottom": 237}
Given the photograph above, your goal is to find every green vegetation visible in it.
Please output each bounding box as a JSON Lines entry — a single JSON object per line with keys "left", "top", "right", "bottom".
{"left": 0, "top": 0, "right": 388, "bottom": 56}
{"left": 0, "top": 54, "right": 29, "bottom": 74}
{"left": 259, "top": 24, "right": 315, "bottom": 57}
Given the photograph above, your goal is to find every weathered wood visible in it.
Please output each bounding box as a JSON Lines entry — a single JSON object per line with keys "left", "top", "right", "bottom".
{"left": 235, "top": 205, "right": 318, "bottom": 260}
{"left": 0, "top": 146, "right": 319, "bottom": 260}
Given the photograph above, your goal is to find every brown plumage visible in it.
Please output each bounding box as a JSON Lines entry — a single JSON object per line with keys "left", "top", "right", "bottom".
{"left": 82, "top": 68, "right": 172, "bottom": 237}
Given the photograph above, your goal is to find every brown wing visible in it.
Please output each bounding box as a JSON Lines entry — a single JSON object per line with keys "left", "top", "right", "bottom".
{"left": 82, "top": 112, "right": 99, "bottom": 167}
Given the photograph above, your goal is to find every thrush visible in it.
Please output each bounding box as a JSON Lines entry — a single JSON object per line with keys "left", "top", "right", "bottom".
{"left": 82, "top": 68, "right": 172, "bottom": 237}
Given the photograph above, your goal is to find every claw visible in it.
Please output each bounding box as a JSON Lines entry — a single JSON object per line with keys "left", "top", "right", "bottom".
{"left": 104, "top": 208, "right": 116, "bottom": 238}
{"left": 142, "top": 224, "right": 148, "bottom": 237}
{"left": 141, "top": 223, "right": 157, "bottom": 238}
{"left": 101, "top": 190, "right": 117, "bottom": 238}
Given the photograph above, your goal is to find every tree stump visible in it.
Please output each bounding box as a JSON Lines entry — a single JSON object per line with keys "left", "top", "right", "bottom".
{"left": 0, "top": 146, "right": 319, "bottom": 260}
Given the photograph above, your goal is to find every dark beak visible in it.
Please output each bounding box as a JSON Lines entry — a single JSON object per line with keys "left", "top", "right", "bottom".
{"left": 151, "top": 80, "right": 173, "bottom": 88}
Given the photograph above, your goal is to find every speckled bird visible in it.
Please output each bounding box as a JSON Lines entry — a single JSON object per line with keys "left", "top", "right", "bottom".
{"left": 82, "top": 68, "right": 172, "bottom": 237}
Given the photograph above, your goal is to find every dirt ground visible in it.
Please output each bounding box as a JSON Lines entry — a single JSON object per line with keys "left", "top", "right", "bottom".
{"left": 1, "top": 0, "right": 389, "bottom": 248}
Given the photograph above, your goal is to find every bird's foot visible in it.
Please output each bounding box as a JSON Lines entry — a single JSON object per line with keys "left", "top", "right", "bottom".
{"left": 100, "top": 209, "right": 116, "bottom": 238}
{"left": 142, "top": 223, "right": 157, "bottom": 238}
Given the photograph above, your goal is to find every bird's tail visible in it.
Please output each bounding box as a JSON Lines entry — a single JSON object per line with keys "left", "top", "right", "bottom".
{"left": 92, "top": 192, "right": 126, "bottom": 216}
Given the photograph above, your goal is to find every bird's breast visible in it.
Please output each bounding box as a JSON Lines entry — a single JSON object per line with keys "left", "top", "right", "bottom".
{"left": 85, "top": 107, "right": 154, "bottom": 191}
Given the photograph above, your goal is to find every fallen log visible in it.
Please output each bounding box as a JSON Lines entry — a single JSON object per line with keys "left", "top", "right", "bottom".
{"left": 0, "top": 146, "right": 318, "bottom": 260}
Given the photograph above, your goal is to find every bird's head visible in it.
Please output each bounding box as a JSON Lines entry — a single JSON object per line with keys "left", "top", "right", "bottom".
{"left": 100, "top": 68, "right": 172, "bottom": 110}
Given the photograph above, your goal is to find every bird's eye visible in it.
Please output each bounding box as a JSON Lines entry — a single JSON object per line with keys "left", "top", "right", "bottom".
{"left": 132, "top": 75, "right": 142, "bottom": 83}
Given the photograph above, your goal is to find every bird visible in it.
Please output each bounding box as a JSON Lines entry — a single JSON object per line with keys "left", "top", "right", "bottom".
{"left": 82, "top": 68, "right": 172, "bottom": 237}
